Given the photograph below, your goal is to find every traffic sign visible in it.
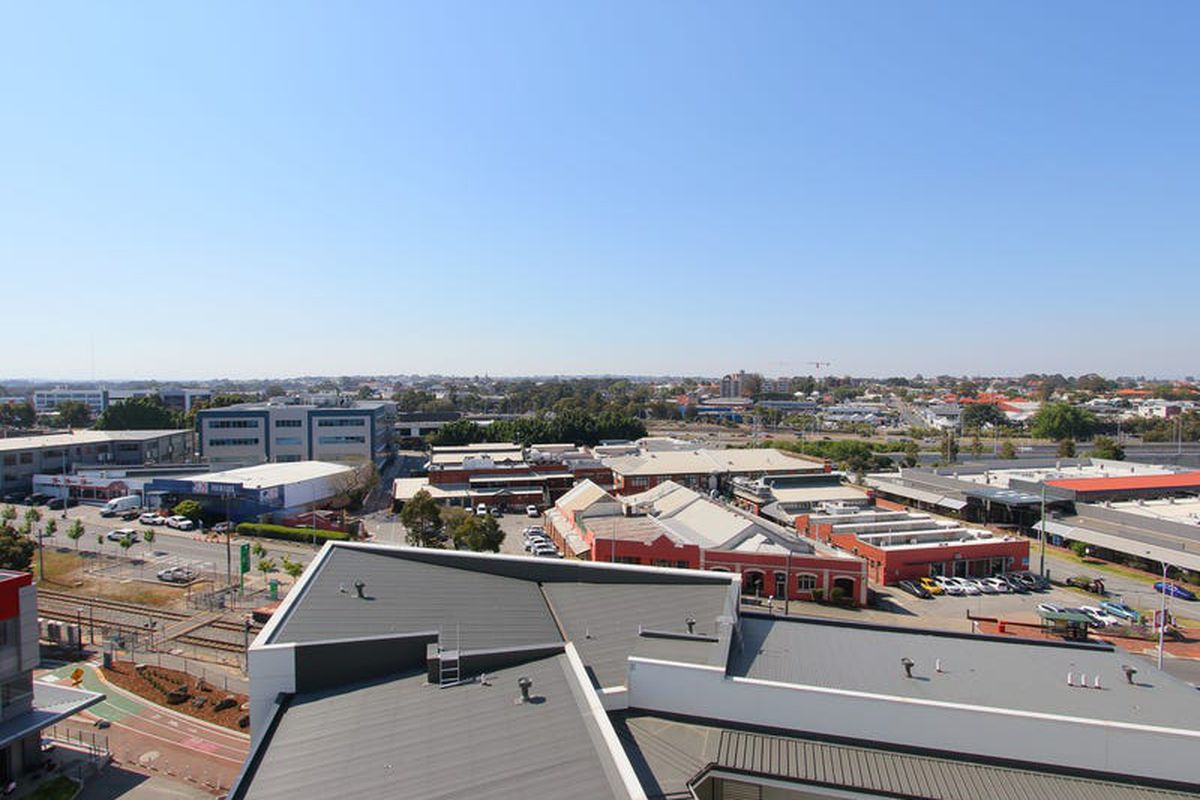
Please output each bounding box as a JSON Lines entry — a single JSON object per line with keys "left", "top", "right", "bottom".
{"left": 240, "top": 542, "right": 251, "bottom": 574}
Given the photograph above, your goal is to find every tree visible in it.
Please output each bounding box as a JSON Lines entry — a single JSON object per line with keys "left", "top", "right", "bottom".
{"left": 901, "top": 440, "right": 920, "bottom": 468}
{"left": 960, "top": 404, "right": 1007, "bottom": 431}
{"left": 66, "top": 520, "right": 84, "bottom": 552}
{"left": 450, "top": 514, "right": 505, "bottom": 553}
{"left": 23, "top": 507, "right": 41, "bottom": 527}
{"left": 399, "top": 489, "right": 444, "bottom": 547}
{"left": 43, "top": 518, "right": 56, "bottom": 539}
{"left": 95, "top": 396, "right": 176, "bottom": 430}
{"left": 172, "top": 500, "right": 203, "bottom": 522}
{"left": 251, "top": 541, "right": 267, "bottom": 559}
{"left": 257, "top": 558, "right": 277, "bottom": 581}
{"left": 0, "top": 525, "right": 35, "bottom": 571}
{"left": 143, "top": 529, "right": 156, "bottom": 556}
{"left": 0, "top": 507, "right": 15, "bottom": 525}
{"left": 0, "top": 402, "right": 36, "bottom": 429}
{"left": 54, "top": 400, "right": 93, "bottom": 428}
{"left": 1056, "top": 438, "right": 1077, "bottom": 458}
{"left": 1090, "top": 435, "right": 1125, "bottom": 461}
{"left": 1030, "top": 402, "right": 1096, "bottom": 441}
{"left": 119, "top": 533, "right": 134, "bottom": 558}
{"left": 999, "top": 440, "right": 1017, "bottom": 460}
{"left": 281, "top": 555, "right": 305, "bottom": 581}
{"left": 968, "top": 436, "right": 984, "bottom": 456}
{"left": 96, "top": 532, "right": 105, "bottom": 555}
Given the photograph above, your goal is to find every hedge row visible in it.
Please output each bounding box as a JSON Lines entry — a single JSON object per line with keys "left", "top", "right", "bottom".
{"left": 234, "top": 523, "right": 350, "bottom": 543}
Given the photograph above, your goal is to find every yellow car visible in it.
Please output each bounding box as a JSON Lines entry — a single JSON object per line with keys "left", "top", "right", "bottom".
{"left": 919, "top": 576, "right": 944, "bottom": 595}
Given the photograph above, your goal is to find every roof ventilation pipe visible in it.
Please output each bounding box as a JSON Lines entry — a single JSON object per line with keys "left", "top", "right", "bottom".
{"left": 354, "top": 579, "right": 366, "bottom": 599}
{"left": 517, "top": 676, "right": 533, "bottom": 703}
{"left": 901, "top": 658, "right": 915, "bottom": 679}
{"left": 686, "top": 617, "right": 696, "bottom": 634}
{"left": 1123, "top": 665, "right": 1137, "bottom": 685}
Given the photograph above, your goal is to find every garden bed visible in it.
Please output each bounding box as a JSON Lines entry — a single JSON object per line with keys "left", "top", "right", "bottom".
{"left": 101, "top": 660, "right": 248, "bottom": 731}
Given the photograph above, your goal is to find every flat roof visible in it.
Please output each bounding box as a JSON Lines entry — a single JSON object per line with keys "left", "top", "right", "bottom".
{"left": 185, "top": 461, "right": 354, "bottom": 489}
{"left": 604, "top": 448, "right": 820, "bottom": 477}
{"left": 0, "top": 429, "right": 187, "bottom": 453}
{"left": 1047, "top": 471, "right": 1200, "bottom": 493}
{"left": 728, "top": 616, "right": 1200, "bottom": 730}
{"left": 239, "top": 656, "right": 638, "bottom": 800}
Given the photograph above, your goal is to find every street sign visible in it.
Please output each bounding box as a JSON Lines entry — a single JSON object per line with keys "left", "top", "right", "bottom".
{"left": 240, "top": 542, "right": 251, "bottom": 574}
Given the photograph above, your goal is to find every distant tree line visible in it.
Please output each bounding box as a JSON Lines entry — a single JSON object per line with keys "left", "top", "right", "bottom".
{"left": 430, "top": 409, "right": 646, "bottom": 447}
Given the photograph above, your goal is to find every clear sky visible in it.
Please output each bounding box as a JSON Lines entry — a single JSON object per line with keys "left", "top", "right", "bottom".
{"left": 2, "top": 2, "right": 1197, "bottom": 381}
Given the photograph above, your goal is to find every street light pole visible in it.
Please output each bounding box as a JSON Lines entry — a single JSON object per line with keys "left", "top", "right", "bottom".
{"left": 1038, "top": 484, "right": 1047, "bottom": 577}
{"left": 1158, "top": 560, "right": 1169, "bottom": 671}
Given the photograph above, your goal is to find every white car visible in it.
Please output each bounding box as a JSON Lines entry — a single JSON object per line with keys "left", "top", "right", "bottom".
{"left": 944, "top": 577, "right": 979, "bottom": 595}
{"left": 140, "top": 513, "right": 166, "bottom": 525}
{"left": 166, "top": 515, "right": 195, "bottom": 530}
{"left": 526, "top": 505, "right": 539, "bottom": 518}
{"left": 981, "top": 577, "right": 1010, "bottom": 593}
{"left": 1079, "top": 606, "right": 1122, "bottom": 627}
{"left": 1037, "top": 603, "right": 1066, "bottom": 616}
{"left": 970, "top": 579, "right": 997, "bottom": 595}
{"left": 107, "top": 528, "right": 139, "bottom": 542}
{"left": 934, "top": 576, "right": 963, "bottom": 596}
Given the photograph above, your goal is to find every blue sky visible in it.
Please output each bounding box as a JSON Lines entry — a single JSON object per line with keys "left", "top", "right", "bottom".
{"left": 2, "top": 2, "right": 1197, "bottom": 380}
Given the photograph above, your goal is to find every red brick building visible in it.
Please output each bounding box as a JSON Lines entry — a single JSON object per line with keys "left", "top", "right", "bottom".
{"left": 796, "top": 507, "right": 1030, "bottom": 586}
{"left": 544, "top": 481, "right": 867, "bottom": 605}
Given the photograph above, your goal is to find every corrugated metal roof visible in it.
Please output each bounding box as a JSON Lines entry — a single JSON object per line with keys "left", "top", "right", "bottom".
{"left": 711, "top": 728, "right": 1200, "bottom": 800}
{"left": 240, "top": 657, "right": 638, "bottom": 800}
{"left": 557, "top": 479, "right": 619, "bottom": 515}
{"left": 543, "top": 582, "right": 730, "bottom": 688}
{"left": 728, "top": 617, "right": 1199, "bottom": 730}
{"left": 615, "top": 713, "right": 1200, "bottom": 800}
{"left": 1047, "top": 471, "right": 1200, "bottom": 493}
{"left": 269, "top": 547, "right": 562, "bottom": 648}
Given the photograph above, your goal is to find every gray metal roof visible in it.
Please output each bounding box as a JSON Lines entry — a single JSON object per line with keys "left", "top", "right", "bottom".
{"left": 0, "top": 682, "right": 105, "bottom": 749}
{"left": 729, "top": 616, "right": 1200, "bottom": 730}
{"left": 614, "top": 713, "right": 1200, "bottom": 800}
{"left": 269, "top": 546, "right": 562, "bottom": 649}
{"left": 542, "top": 581, "right": 732, "bottom": 688}
{"left": 240, "top": 656, "right": 639, "bottom": 800}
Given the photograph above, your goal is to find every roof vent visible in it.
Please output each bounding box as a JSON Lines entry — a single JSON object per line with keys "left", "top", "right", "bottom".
{"left": 686, "top": 616, "right": 696, "bottom": 634}
{"left": 517, "top": 676, "right": 533, "bottom": 703}
{"left": 1122, "top": 665, "right": 1138, "bottom": 685}
{"left": 901, "top": 657, "right": 915, "bottom": 679}
{"left": 354, "top": 579, "right": 366, "bottom": 599}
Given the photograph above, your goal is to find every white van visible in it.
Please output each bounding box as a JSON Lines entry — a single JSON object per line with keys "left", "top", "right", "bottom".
{"left": 100, "top": 495, "right": 142, "bottom": 517}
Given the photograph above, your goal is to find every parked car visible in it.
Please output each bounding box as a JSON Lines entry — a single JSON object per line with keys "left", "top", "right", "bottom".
{"left": 212, "top": 521, "right": 235, "bottom": 533}
{"left": 1099, "top": 600, "right": 1141, "bottom": 622}
{"left": 898, "top": 580, "right": 932, "bottom": 599}
{"left": 46, "top": 497, "right": 78, "bottom": 510}
{"left": 998, "top": 573, "right": 1030, "bottom": 593}
{"left": 120, "top": 509, "right": 142, "bottom": 521}
{"left": 475, "top": 504, "right": 488, "bottom": 517}
{"left": 1, "top": 494, "right": 21, "bottom": 504}
{"left": 526, "top": 505, "right": 540, "bottom": 518}
{"left": 100, "top": 495, "right": 142, "bottom": 517}
{"left": 489, "top": 506, "right": 503, "bottom": 517}
{"left": 1154, "top": 582, "right": 1197, "bottom": 601}
{"left": 24, "top": 494, "right": 51, "bottom": 506}
{"left": 971, "top": 578, "right": 998, "bottom": 595}
{"left": 166, "top": 515, "right": 195, "bottom": 530}
{"left": 156, "top": 566, "right": 197, "bottom": 584}
{"left": 1079, "top": 605, "right": 1123, "bottom": 627}
{"left": 981, "top": 577, "right": 1011, "bottom": 593}
{"left": 933, "top": 576, "right": 963, "bottom": 596}
{"left": 947, "top": 577, "right": 980, "bottom": 595}
{"left": 917, "top": 576, "right": 943, "bottom": 595}
{"left": 140, "top": 513, "right": 166, "bottom": 525}
{"left": 107, "top": 528, "right": 139, "bottom": 542}
{"left": 1037, "top": 603, "right": 1066, "bottom": 616}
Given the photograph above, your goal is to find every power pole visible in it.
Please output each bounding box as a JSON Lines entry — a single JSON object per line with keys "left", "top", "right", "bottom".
{"left": 1039, "top": 483, "right": 1047, "bottom": 577}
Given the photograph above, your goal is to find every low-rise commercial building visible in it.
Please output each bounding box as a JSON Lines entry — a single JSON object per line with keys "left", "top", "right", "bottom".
{"left": 232, "top": 543, "right": 1200, "bottom": 799}
{"left": 730, "top": 472, "right": 870, "bottom": 519}
{"left": 32, "top": 388, "right": 107, "bottom": 415}
{"left": 0, "top": 430, "right": 193, "bottom": 497}
{"left": 395, "top": 442, "right": 576, "bottom": 511}
{"left": 797, "top": 505, "right": 1031, "bottom": 585}
{"left": 604, "top": 446, "right": 826, "bottom": 495}
{"left": 544, "top": 480, "right": 867, "bottom": 604}
{"left": 197, "top": 400, "right": 395, "bottom": 467}
{"left": 146, "top": 461, "right": 364, "bottom": 522}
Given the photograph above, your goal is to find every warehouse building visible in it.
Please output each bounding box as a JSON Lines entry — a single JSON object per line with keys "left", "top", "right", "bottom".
{"left": 0, "top": 429, "right": 194, "bottom": 497}
{"left": 197, "top": 399, "right": 395, "bottom": 468}
{"left": 145, "top": 461, "right": 364, "bottom": 522}
{"left": 231, "top": 543, "right": 1200, "bottom": 799}
{"left": 603, "top": 446, "right": 826, "bottom": 495}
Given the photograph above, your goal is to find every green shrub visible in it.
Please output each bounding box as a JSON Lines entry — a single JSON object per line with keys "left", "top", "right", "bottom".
{"left": 1069, "top": 541, "right": 1088, "bottom": 558}
{"left": 811, "top": 588, "right": 824, "bottom": 602}
{"left": 234, "top": 523, "right": 350, "bottom": 543}
{"left": 829, "top": 586, "right": 846, "bottom": 603}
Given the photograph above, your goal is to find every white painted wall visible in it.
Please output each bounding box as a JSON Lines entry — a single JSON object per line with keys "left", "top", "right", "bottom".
{"left": 247, "top": 644, "right": 296, "bottom": 747}
{"left": 626, "top": 657, "right": 1200, "bottom": 786}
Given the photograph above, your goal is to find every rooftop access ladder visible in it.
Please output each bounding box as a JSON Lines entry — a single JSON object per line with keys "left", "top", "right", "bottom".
{"left": 439, "top": 624, "right": 460, "bottom": 688}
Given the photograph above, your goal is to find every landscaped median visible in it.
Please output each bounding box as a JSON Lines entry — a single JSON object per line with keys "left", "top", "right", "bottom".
{"left": 101, "top": 660, "right": 249, "bottom": 731}
{"left": 235, "top": 522, "right": 351, "bottom": 544}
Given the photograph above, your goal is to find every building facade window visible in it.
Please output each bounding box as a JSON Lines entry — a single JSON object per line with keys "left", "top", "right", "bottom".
{"left": 274, "top": 419, "right": 303, "bottom": 428}
{"left": 275, "top": 437, "right": 303, "bottom": 446}
{"left": 317, "top": 418, "right": 365, "bottom": 427}
{"left": 275, "top": 455, "right": 302, "bottom": 463}
{"left": 796, "top": 574, "right": 817, "bottom": 591}
{"left": 209, "top": 438, "right": 260, "bottom": 447}
{"left": 630, "top": 477, "right": 649, "bottom": 488}
{"left": 317, "top": 435, "right": 365, "bottom": 445}
{"left": 614, "top": 556, "right": 641, "bottom": 565}
{"left": 208, "top": 419, "right": 259, "bottom": 429}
